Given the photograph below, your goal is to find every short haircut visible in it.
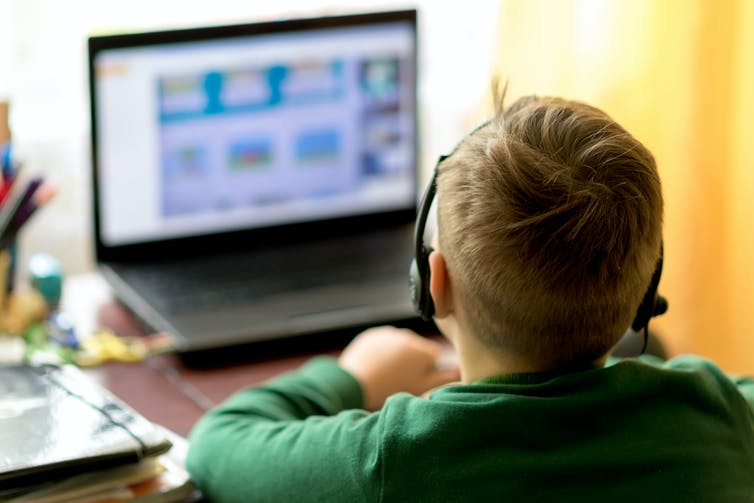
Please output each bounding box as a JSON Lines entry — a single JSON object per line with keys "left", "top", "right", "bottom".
{"left": 437, "top": 89, "right": 663, "bottom": 367}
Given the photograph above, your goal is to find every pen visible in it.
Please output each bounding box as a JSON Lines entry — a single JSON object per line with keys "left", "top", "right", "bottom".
{"left": 1, "top": 141, "right": 13, "bottom": 182}
{"left": 1, "top": 141, "right": 9, "bottom": 167}
{"left": 0, "top": 141, "right": 10, "bottom": 203}
{"left": 0, "top": 158, "right": 21, "bottom": 206}
{"left": 0, "top": 176, "right": 43, "bottom": 245}
{"left": 0, "top": 178, "right": 11, "bottom": 206}
{"left": 7, "top": 182, "right": 57, "bottom": 238}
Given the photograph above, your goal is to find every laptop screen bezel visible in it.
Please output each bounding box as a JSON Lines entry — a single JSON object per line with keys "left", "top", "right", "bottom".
{"left": 88, "top": 9, "right": 418, "bottom": 263}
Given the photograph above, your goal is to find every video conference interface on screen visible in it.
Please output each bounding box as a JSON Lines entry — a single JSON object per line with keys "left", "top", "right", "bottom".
{"left": 94, "top": 21, "right": 416, "bottom": 246}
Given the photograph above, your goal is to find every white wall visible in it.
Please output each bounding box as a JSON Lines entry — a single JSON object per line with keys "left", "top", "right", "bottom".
{"left": 4, "top": 0, "right": 499, "bottom": 275}
{"left": 0, "top": 0, "right": 10, "bottom": 100}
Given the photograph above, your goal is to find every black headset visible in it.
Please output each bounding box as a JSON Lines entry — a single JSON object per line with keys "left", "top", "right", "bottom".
{"left": 408, "top": 167, "right": 439, "bottom": 321}
{"left": 408, "top": 119, "right": 492, "bottom": 322}
{"left": 631, "top": 245, "right": 668, "bottom": 332}
{"left": 408, "top": 122, "right": 668, "bottom": 341}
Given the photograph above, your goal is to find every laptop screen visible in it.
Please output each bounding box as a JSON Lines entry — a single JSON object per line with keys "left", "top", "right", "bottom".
{"left": 89, "top": 11, "right": 417, "bottom": 250}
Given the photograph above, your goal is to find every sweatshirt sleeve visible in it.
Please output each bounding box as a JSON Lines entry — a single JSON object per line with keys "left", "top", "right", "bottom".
{"left": 730, "top": 375, "right": 754, "bottom": 410}
{"left": 658, "top": 354, "right": 754, "bottom": 412}
{"left": 186, "top": 356, "right": 383, "bottom": 503}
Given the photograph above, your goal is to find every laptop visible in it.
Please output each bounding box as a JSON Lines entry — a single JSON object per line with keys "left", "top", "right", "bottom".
{"left": 87, "top": 10, "right": 422, "bottom": 353}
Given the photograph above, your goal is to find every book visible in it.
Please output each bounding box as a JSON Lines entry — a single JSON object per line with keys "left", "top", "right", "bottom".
{"left": 0, "top": 454, "right": 197, "bottom": 503}
{"left": 0, "top": 364, "right": 173, "bottom": 490}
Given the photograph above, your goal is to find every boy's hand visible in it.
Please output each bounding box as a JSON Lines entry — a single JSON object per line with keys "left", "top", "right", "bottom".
{"left": 339, "top": 326, "right": 460, "bottom": 411}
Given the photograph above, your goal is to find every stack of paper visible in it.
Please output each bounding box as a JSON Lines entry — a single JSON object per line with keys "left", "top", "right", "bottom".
{"left": 0, "top": 456, "right": 195, "bottom": 503}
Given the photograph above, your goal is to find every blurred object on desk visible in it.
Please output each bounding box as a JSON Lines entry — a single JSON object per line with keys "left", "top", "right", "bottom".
{"left": 0, "top": 260, "right": 176, "bottom": 367}
{"left": 76, "top": 329, "right": 174, "bottom": 367}
{"left": 61, "top": 272, "right": 177, "bottom": 364}
{"left": 28, "top": 251, "right": 63, "bottom": 308}
{"left": 0, "top": 117, "right": 58, "bottom": 335}
{"left": 0, "top": 101, "right": 9, "bottom": 144}
{"left": 5, "top": 286, "right": 48, "bottom": 333}
{"left": 0, "top": 247, "right": 11, "bottom": 326}
{"left": 61, "top": 271, "right": 114, "bottom": 337}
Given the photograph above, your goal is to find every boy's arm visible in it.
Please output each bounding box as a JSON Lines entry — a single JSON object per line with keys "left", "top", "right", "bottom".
{"left": 186, "top": 326, "right": 459, "bottom": 503}
{"left": 186, "top": 356, "right": 381, "bottom": 503}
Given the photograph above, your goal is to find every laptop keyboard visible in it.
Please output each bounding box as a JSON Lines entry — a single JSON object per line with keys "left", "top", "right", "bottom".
{"left": 119, "top": 231, "right": 412, "bottom": 314}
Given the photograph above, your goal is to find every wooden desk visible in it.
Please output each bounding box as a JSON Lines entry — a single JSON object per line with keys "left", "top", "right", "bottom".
{"left": 84, "top": 351, "right": 336, "bottom": 438}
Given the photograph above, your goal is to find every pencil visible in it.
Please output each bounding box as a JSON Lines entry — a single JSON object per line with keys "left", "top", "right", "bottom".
{"left": 0, "top": 183, "right": 57, "bottom": 251}
{"left": 0, "top": 176, "right": 44, "bottom": 246}
{"left": 8, "top": 182, "right": 57, "bottom": 237}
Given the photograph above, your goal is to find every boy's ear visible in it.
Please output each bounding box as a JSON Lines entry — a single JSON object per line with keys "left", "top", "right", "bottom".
{"left": 429, "top": 250, "right": 453, "bottom": 318}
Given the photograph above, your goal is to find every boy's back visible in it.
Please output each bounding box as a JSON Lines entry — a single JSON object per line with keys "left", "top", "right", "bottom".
{"left": 385, "top": 356, "right": 754, "bottom": 500}
{"left": 187, "top": 353, "right": 754, "bottom": 502}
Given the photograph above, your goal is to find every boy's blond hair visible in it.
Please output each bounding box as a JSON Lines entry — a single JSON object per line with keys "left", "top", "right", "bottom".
{"left": 437, "top": 91, "right": 663, "bottom": 367}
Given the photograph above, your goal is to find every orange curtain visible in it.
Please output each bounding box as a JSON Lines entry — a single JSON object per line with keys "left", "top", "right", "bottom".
{"left": 488, "top": 0, "right": 754, "bottom": 372}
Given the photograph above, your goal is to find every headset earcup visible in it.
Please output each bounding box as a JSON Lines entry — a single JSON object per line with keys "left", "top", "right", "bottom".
{"left": 409, "top": 246, "right": 434, "bottom": 320}
{"left": 631, "top": 285, "right": 656, "bottom": 332}
{"left": 409, "top": 259, "right": 422, "bottom": 314}
{"left": 631, "top": 247, "right": 665, "bottom": 332}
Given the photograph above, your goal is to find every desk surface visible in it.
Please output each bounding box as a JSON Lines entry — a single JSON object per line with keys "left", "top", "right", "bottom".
{"left": 84, "top": 351, "right": 336, "bottom": 438}
{"left": 64, "top": 273, "right": 341, "bottom": 437}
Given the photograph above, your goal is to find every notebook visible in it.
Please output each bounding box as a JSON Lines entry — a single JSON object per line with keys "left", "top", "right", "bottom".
{"left": 87, "top": 10, "right": 422, "bottom": 353}
{"left": 0, "top": 364, "right": 172, "bottom": 490}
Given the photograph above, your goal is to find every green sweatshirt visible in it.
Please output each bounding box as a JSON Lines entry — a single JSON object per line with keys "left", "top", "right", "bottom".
{"left": 186, "top": 355, "right": 754, "bottom": 502}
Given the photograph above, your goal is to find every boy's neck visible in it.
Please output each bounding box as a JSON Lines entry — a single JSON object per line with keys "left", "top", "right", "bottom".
{"left": 444, "top": 322, "right": 608, "bottom": 383}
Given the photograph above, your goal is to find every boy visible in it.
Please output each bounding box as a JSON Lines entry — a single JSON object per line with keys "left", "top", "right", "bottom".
{"left": 186, "top": 89, "right": 754, "bottom": 502}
